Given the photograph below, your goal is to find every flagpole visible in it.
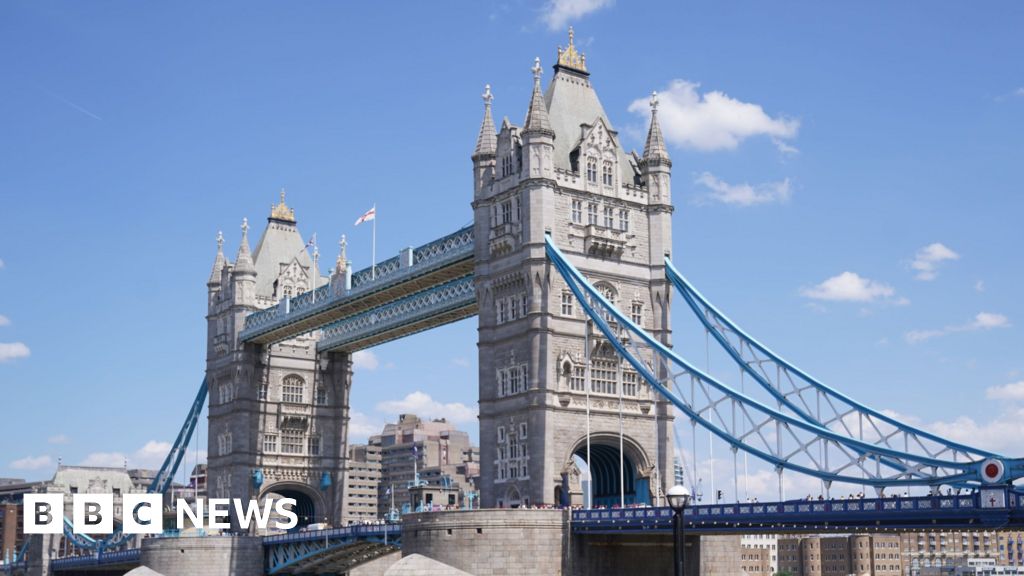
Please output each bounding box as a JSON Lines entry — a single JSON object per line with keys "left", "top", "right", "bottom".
{"left": 371, "top": 204, "right": 377, "bottom": 281}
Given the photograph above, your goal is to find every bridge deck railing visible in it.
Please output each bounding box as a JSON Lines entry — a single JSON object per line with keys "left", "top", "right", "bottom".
{"left": 263, "top": 524, "right": 400, "bottom": 545}
{"left": 49, "top": 548, "right": 141, "bottom": 569}
{"left": 240, "top": 226, "right": 474, "bottom": 342}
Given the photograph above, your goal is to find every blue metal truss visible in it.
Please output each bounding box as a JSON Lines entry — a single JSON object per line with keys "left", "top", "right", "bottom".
{"left": 545, "top": 235, "right": 1010, "bottom": 489}
{"left": 264, "top": 525, "right": 401, "bottom": 575}
{"left": 664, "top": 261, "right": 1022, "bottom": 486}
{"left": 572, "top": 487, "right": 1024, "bottom": 534}
{"left": 317, "top": 275, "right": 476, "bottom": 353}
{"left": 241, "top": 226, "right": 474, "bottom": 344}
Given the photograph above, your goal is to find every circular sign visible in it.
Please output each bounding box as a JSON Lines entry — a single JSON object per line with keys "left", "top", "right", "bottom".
{"left": 981, "top": 459, "right": 1005, "bottom": 483}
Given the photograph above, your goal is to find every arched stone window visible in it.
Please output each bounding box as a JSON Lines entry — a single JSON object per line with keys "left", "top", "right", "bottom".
{"left": 282, "top": 374, "right": 305, "bottom": 404}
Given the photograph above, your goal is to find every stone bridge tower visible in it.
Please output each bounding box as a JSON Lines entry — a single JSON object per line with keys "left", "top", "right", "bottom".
{"left": 472, "top": 30, "right": 675, "bottom": 508}
{"left": 205, "top": 193, "right": 352, "bottom": 527}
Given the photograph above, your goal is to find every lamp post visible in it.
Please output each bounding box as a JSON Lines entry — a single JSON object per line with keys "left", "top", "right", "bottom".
{"left": 667, "top": 484, "right": 691, "bottom": 576}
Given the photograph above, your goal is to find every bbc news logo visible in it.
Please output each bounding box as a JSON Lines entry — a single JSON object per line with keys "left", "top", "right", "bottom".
{"left": 23, "top": 494, "right": 298, "bottom": 534}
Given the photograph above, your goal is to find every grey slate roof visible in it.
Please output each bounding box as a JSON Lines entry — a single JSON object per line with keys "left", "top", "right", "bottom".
{"left": 642, "top": 96, "right": 671, "bottom": 165}
{"left": 473, "top": 86, "right": 497, "bottom": 158}
{"left": 252, "top": 217, "right": 315, "bottom": 298}
{"left": 543, "top": 67, "right": 638, "bottom": 179}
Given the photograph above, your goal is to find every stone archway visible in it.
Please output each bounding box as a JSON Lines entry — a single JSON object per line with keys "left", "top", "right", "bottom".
{"left": 261, "top": 482, "right": 325, "bottom": 529}
{"left": 568, "top": 432, "right": 651, "bottom": 507}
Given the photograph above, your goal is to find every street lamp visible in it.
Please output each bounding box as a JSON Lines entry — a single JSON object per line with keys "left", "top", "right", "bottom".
{"left": 667, "top": 484, "right": 691, "bottom": 576}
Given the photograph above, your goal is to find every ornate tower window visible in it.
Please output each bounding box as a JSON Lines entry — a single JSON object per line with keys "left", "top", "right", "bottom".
{"left": 571, "top": 199, "right": 582, "bottom": 223}
{"left": 561, "top": 291, "right": 574, "bottom": 316}
{"left": 501, "top": 200, "right": 512, "bottom": 225}
{"left": 282, "top": 374, "right": 305, "bottom": 404}
{"left": 586, "top": 157, "right": 597, "bottom": 182}
{"left": 263, "top": 434, "right": 278, "bottom": 453}
{"left": 587, "top": 202, "right": 598, "bottom": 225}
{"left": 281, "top": 429, "right": 304, "bottom": 454}
{"left": 308, "top": 434, "right": 321, "bottom": 456}
{"left": 259, "top": 382, "right": 268, "bottom": 401}
{"left": 570, "top": 365, "right": 586, "bottom": 391}
{"left": 619, "top": 209, "right": 629, "bottom": 232}
{"left": 603, "top": 206, "right": 614, "bottom": 228}
{"left": 602, "top": 161, "right": 613, "bottom": 186}
{"left": 631, "top": 301, "right": 643, "bottom": 325}
{"left": 315, "top": 386, "right": 327, "bottom": 405}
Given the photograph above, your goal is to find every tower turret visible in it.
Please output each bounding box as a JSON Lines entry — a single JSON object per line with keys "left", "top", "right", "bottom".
{"left": 232, "top": 218, "right": 256, "bottom": 307}
{"left": 207, "top": 231, "right": 226, "bottom": 306}
{"left": 472, "top": 85, "right": 498, "bottom": 197}
{"left": 521, "top": 58, "right": 555, "bottom": 180}
{"left": 641, "top": 91, "right": 672, "bottom": 205}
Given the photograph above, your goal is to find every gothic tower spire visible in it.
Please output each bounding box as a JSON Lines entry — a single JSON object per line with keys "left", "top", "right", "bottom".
{"left": 473, "top": 85, "right": 497, "bottom": 158}
{"left": 208, "top": 230, "right": 226, "bottom": 287}
{"left": 523, "top": 58, "right": 553, "bottom": 135}
{"left": 233, "top": 217, "right": 256, "bottom": 277}
{"left": 642, "top": 91, "right": 671, "bottom": 167}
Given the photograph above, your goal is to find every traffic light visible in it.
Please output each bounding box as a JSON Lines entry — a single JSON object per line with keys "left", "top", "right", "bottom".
{"left": 716, "top": 490, "right": 723, "bottom": 502}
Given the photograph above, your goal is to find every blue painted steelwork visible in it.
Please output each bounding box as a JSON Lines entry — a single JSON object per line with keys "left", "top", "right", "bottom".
{"left": 572, "top": 489, "right": 1024, "bottom": 534}
{"left": 150, "top": 378, "right": 208, "bottom": 494}
{"left": 0, "top": 538, "right": 30, "bottom": 573}
{"left": 264, "top": 524, "right": 400, "bottom": 575}
{"left": 241, "top": 226, "right": 474, "bottom": 343}
{"left": 317, "top": 276, "right": 476, "bottom": 353}
{"left": 664, "top": 261, "right": 1022, "bottom": 485}
{"left": 545, "top": 236, "right": 991, "bottom": 487}
{"left": 49, "top": 548, "right": 141, "bottom": 570}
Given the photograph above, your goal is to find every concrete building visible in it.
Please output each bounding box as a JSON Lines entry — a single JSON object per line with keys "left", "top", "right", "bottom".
{"left": 471, "top": 27, "right": 675, "bottom": 508}
{"left": 372, "top": 414, "right": 475, "bottom": 516}
{"left": 341, "top": 443, "right": 382, "bottom": 525}
{"left": 775, "top": 533, "right": 903, "bottom": 576}
{"left": 902, "top": 531, "right": 1024, "bottom": 575}
{"left": 742, "top": 534, "right": 779, "bottom": 573}
{"left": 205, "top": 193, "right": 352, "bottom": 527}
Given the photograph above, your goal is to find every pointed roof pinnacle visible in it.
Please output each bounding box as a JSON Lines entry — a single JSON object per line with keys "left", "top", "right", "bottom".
{"left": 208, "top": 230, "right": 226, "bottom": 286}
{"left": 556, "top": 26, "right": 587, "bottom": 74}
{"left": 234, "top": 217, "right": 256, "bottom": 276}
{"left": 270, "top": 188, "right": 297, "bottom": 223}
{"left": 335, "top": 234, "right": 348, "bottom": 274}
{"left": 642, "top": 91, "right": 671, "bottom": 167}
{"left": 473, "top": 84, "right": 497, "bottom": 158}
{"left": 523, "top": 57, "right": 553, "bottom": 136}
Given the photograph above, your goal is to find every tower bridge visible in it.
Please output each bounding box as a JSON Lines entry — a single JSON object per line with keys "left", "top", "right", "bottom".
{"left": 6, "top": 28, "right": 1023, "bottom": 576}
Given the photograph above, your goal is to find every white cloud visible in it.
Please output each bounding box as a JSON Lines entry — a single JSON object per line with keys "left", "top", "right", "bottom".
{"left": 906, "top": 312, "right": 1010, "bottom": 343}
{"left": 352, "top": 350, "right": 380, "bottom": 371}
{"left": 628, "top": 80, "right": 799, "bottom": 152}
{"left": 0, "top": 258, "right": 5, "bottom": 269}
{"left": 451, "top": 357, "right": 471, "bottom": 368}
{"left": 80, "top": 440, "right": 186, "bottom": 470}
{"left": 48, "top": 434, "right": 71, "bottom": 445}
{"left": 800, "top": 272, "right": 896, "bottom": 303}
{"left": 0, "top": 315, "right": 9, "bottom": 326}
{"left": 541, "top": 0, "right": 613, "bottom": 30}
{"left": 911, "top": 242, "right": 959, "bottom": 281}
{"left": 694, "top": 172, "right": 791, "bottom": 207}
{"left": 376, "top": 391, "right": 477, "bottom": 425}
{"left": 11, "top": 455, "right": 53, "bottom": 471}
{"left": 987, "top": 381, "right": 1024, "bottom": 401}
{"left": 0, "top": 342, "right": 30, "bottom": 362}
{"left": 348, "top": 411, "right": 384, "bottom": 444}
{"left": 976, "top": 280, "right": 985, "bottom": 292}
{"left": 1016, "top": 88, "right": 1024, "bottom": 97}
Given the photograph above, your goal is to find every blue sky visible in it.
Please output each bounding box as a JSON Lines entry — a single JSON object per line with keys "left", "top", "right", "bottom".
{"left": 1, "top": 1, "right": 1021, "bottom": 494}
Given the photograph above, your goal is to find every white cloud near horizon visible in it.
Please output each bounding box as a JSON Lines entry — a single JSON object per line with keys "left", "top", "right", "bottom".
{"left": 911, "top": 242, "right": 959, "bottom": 281}
{"left": 11, "top": 455, "right": 53, "bottom": 471}
{"left": 906, "top": 312, "right": 1010, "bottom": 343}
{"left": 800, "top": 272, "right": 897, "bottom": 303}
{"left": 987, "top": 381, "right": 1024, "bottom": 401}
{"left": 348, "top": 411, "right": 385, "bottom": 444}
{"left": 694, "top": 172, "right": 792, "bottom": 207}
{"left": 541, "top": 0, "right": 613, "bottom": 30}
{"left": 352, "top": 350, "right": 380, "bottom": 371}
{"left": 376, "top": 391, "right": 477, "bottom": 425}
{"left": 48, "top": 434, "right": 71, "bottom": 445}
{"left": 80, "top": 440, "right": 203, "bottom": 470}
{"left": 0, "top": 342, "right": 30, "bottom": 362}
{"left": 0, "top": 315, "right": 9, "bottom": 326}
{"left": 628, "top": 80, "right": 799, "bottom": 152}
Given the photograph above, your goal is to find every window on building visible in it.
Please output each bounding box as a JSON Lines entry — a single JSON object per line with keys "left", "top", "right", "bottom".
{"left": 571, "top": 200, "right": 582, "bottom": 223}
{"left": 603, "top": 206, "right": 614, "bottom": 228}
{"left": 496, "top": 299, "right": 507, "bottom": 324}
{"left": 509, "top": 366, "right": 521, "bottom": 395}
{"left": 282, "top": 375, "right": 305, "bottom": 404}
{"left": 602, "top": 161, "right": 613, "bottom": 186}
{"left": 282, "top": 430, "right": 304, "bottom": 454}
{"left": 619, "top": 209, "right": 629, "bottom": 232}
{"left": 622, "top": 371, "right": 638, "bottom": 397}
{"left": 509, "top": 296, "right": 518, "bottom": 321}
{"left": 631, "top": 301, "right": 643, "bottom": 325}
{"left": 497, "top": 369, "right": 508, "bottom": 397}
{"left": 571, "top": 365, "right": 586, "bottom": 391}
{"left": 561, "top": 291, "right": 574, "bottom": 316}
{"left": 315, "top": 386, "right": 327, "bottom": 405}
{"left": 586, "top": 158, "right": 597, "bottom": 182}
{"left": 501, "top": 200, "right": 512, "bottom": 225}
{"left": 591, "top": 359, "right": 617, "bottom": 395}
{"left": 587, "top": 202, "right": 598, "bottom": 225}
{"left": 519, "top": 422, "right": 528, "bottom": 439}
{"left": 308, "top": 435, "right": 321, "bottom": 456}
{"left": 263, "top": 434, "right": 278, "bottom": 453}
{"left": 259, "top": 382, "right": 268, "bottom": 401}
{"left": 501, "top": 154, "right": 513, "bottom": 177}
{"left": 497, "top": 426, "right": 506, "bottom": 443}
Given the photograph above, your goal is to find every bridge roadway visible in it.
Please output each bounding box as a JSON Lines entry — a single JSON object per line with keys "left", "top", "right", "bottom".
{"left": 238, "top": 226, "right": 475, "bottom": 351}
{"left": 34, "top": 488, "right": 1024, "bottom": 575}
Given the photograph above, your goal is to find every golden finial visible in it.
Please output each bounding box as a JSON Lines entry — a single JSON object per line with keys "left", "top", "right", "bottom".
{"left": 557, "top": 26, "right": 587, "bottom": 73}
{"left": 270, "top": 187, "right": 297, "bottom": 222}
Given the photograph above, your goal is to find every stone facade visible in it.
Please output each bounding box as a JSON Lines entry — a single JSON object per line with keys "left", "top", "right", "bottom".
{"left": 901, "top": 530, "right": 1024, "bottom": 574}
{"left": 343, "top": 443, "right": 382, "bottom": 525}
{"left": 205, "top": 195, "right": 352, "bottom": 526}
{"left": 471, "top": 30, "right": 675, "bottom": 508}
{"left": 139, "top": 535, "right": 264, "bottom": 576}
{"left": 777, "top": 533, "right": 904, "bottom": 575}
